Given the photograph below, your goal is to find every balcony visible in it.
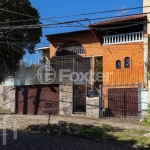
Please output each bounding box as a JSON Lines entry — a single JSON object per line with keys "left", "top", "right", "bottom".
{"left": 103, "top": 31, "right": 143, "bottom": 45}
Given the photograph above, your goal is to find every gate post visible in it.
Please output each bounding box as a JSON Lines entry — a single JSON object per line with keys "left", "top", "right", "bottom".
{"left": 99, "top": 85, "right": 103, "bottom": 118}
{"left": 138, "top": 83, "right": 142, "bottom": 120}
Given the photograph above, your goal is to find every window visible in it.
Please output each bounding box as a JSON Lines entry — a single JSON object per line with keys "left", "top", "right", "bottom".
{"left": 116, "top": 60, "right": 121, "bottom": 69}
{"left": 124, "top": 57, "right": 130, "bottom": 68}
{"left": 56, "top": 41, "right": 84, "bottom": 56}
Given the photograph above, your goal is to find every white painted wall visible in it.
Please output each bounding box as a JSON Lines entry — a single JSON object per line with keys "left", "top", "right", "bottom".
{"left": 141, "top": 89, "right": 149, "bottom": 110}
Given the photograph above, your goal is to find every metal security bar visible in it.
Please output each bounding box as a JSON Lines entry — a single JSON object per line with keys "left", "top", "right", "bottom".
{"left": 2, "top": 57, "right": 91, "bottom": 86}
{"left": 99, "top": 84, "right": 142, "bottom": 119}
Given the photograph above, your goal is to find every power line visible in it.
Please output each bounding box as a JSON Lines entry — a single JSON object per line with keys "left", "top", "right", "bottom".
{"left": 12, "top": 47, "right": 40, "bottom": 61}
{"left": 0, "top": 8, "right": 148, "bottom": 54}
{"left": 0, "top": 12, "right": 148, "bottom": 31}
{"left": 0, "top": 20, "right": 143, "bottom": 31}
{"left": 0, "top": 6, "right": 147, "bottom": 24}
{"left": 0, "top": 8, "right": 38, "bottom": 19}
{"left": 0, "top": 33, "right": 148, "bottom": 45}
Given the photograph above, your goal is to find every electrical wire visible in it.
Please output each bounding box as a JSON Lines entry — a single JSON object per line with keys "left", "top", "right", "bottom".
{"left": 0, "top": 8, "right": 38, "bottom": 19}
{"left": 0, "top": 6, "right": 148, "bottom": 60}
{"left": 12, "top": 47, "right": 40, "bottom": 62}
{"left": 0, "top": 6, "right": 147, "bottom": 24}
{"left": 0, "top": 33, "right": 148, "bottom": 46}
{"left": 0, "top": 12, "right": 149, "bottom": 31}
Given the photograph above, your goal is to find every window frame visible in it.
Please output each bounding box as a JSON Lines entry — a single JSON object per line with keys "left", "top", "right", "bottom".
{"left": 124, "top": 57, "right": 130, "bottom": 68}
{"left": 116, "top": 60, "right": 121, "bottom": 69}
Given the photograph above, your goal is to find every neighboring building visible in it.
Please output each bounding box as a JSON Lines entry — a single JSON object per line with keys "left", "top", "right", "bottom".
{"left": 2, "top": 47, "right": 60, "bottom": 115}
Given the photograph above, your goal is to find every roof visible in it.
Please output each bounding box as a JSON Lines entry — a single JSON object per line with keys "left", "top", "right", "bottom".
{"left": 45, "top": 29, "right": 89, "bottom": 37}
{"left": 89, "top": 14, "right": 146, "bottom": 26}
{"left": 45, "top": 14, "right": 146, "bottom": 38}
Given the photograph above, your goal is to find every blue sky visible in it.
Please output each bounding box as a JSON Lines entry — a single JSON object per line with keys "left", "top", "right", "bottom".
{"left": 24, "top": 0, "right": 143, "bottom": 63}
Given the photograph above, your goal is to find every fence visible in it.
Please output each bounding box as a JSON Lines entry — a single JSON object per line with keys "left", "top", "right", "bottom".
{"left": 99, "top": 84, "right": 142, "bottom": 119}
{"left": 2, "top": 57, "right": 91, "bottom": 86}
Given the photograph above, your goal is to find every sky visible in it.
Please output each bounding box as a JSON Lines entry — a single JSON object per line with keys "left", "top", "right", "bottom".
{"left": 24, "top": 0, "right": 143, "bottom": 64}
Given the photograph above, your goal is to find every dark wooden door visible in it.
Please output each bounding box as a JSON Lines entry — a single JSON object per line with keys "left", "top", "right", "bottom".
{"left": 73, "top": 84, "right": 86, "bottom": 113}
{"left": 108, "top": 88, "right": 138, "bottom": 117}
{"left": 16, "top": 87, "right": 27, "bottom": 114}
{"left": 16, "top": 85, "right": 59, "bottom": 115}
{"left": 27, "top": 87, "right": 38, "bottom": 115}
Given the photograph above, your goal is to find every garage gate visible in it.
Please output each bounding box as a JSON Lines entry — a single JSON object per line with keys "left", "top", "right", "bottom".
{"left": 16, "top": 85, "right": 59, "bottom": 115}
{"left": 99, "top": 84, "right": 142, "bottom": 118}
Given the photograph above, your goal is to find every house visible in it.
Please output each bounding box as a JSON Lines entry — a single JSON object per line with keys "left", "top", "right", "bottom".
{"left": 45, "top": 13, "right": 148, "bottom": 118}
{"left": 2, "top": 0, "right": 150, "bottom": 119}
{"left": 2, "top": 13, "right": 148, "bottom": 118}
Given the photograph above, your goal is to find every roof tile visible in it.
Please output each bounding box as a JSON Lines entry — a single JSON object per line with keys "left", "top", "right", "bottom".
{"left": 89, "top": 14, "right": 146, "bottom": 26}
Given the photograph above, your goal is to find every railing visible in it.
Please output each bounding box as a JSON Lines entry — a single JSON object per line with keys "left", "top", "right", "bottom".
{"left": 103, "top": 31, "right": 143, "bottom": 45}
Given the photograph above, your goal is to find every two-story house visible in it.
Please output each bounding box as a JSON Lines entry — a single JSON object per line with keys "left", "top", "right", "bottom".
{"left": 44, "top": 12, "right": 148, "bottom": 118}
{"left": 3, "top": 1, "right": 149, "bottom": 118}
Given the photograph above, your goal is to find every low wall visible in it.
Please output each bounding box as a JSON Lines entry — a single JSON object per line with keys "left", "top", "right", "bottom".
{"left": 141, "top": 89, "right": 149, "bottom": 118}
{"left": 3, "top": 86, "right": 15, "bottom": 113}
{"left": 59, "top": 83, "right": 73, "bottom": 115}
{"left": 86, "top": 97, "right": 99, "bottom": 118}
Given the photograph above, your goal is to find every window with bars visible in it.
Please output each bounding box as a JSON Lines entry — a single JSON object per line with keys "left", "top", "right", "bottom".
{"left": 124, "top": 57, "right": 130, "bottom": 68}
{"left": 116, "top": 60, "right": 121, "bottom": 69}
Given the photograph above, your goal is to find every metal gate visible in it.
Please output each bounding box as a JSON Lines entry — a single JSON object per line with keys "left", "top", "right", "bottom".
{"left": 99, "top": 84, "right": 142, "bottom": 119}
{"left": 16, "top": 85, "right": 59, "bottom": 115}
{"left": 73, "top": 84, "right": 86, "bottom": 113}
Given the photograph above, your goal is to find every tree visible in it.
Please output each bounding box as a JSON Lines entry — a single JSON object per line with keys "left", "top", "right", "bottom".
{"left": 0, "top": 0, "right": 42, "bottom": 80}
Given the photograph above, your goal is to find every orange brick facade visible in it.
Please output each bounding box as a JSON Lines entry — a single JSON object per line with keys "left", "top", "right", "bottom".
{"left": 49, "top": 30, "right": 103, "bottom": 58}
{"left": 48, "top": 30, "right": 144, "bottom": 86}
{"left": 103, "top": 42, "right": 144, "bottom": 85}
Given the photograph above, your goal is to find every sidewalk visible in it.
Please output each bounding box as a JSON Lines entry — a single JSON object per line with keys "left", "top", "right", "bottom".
{"left": 0, "top": 114, "right": 149, "bottom": 131}
{"left": 0, "top": 114, "right": 150, "bottom": 149}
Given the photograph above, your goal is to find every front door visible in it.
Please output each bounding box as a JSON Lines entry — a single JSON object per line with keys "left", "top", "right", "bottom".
{"left": 73, "top": 84, "right": 86, "bottom": 113}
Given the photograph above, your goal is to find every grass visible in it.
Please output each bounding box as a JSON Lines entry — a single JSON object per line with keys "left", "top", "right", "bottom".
{"left": 26, "top": 122, "right": 150, "bottom": 147}
{"left": 139, "top": 129, "right": 147, "bottom": 135}
{"left": 93, "top": 122, "right": 99, "bottom": 124}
